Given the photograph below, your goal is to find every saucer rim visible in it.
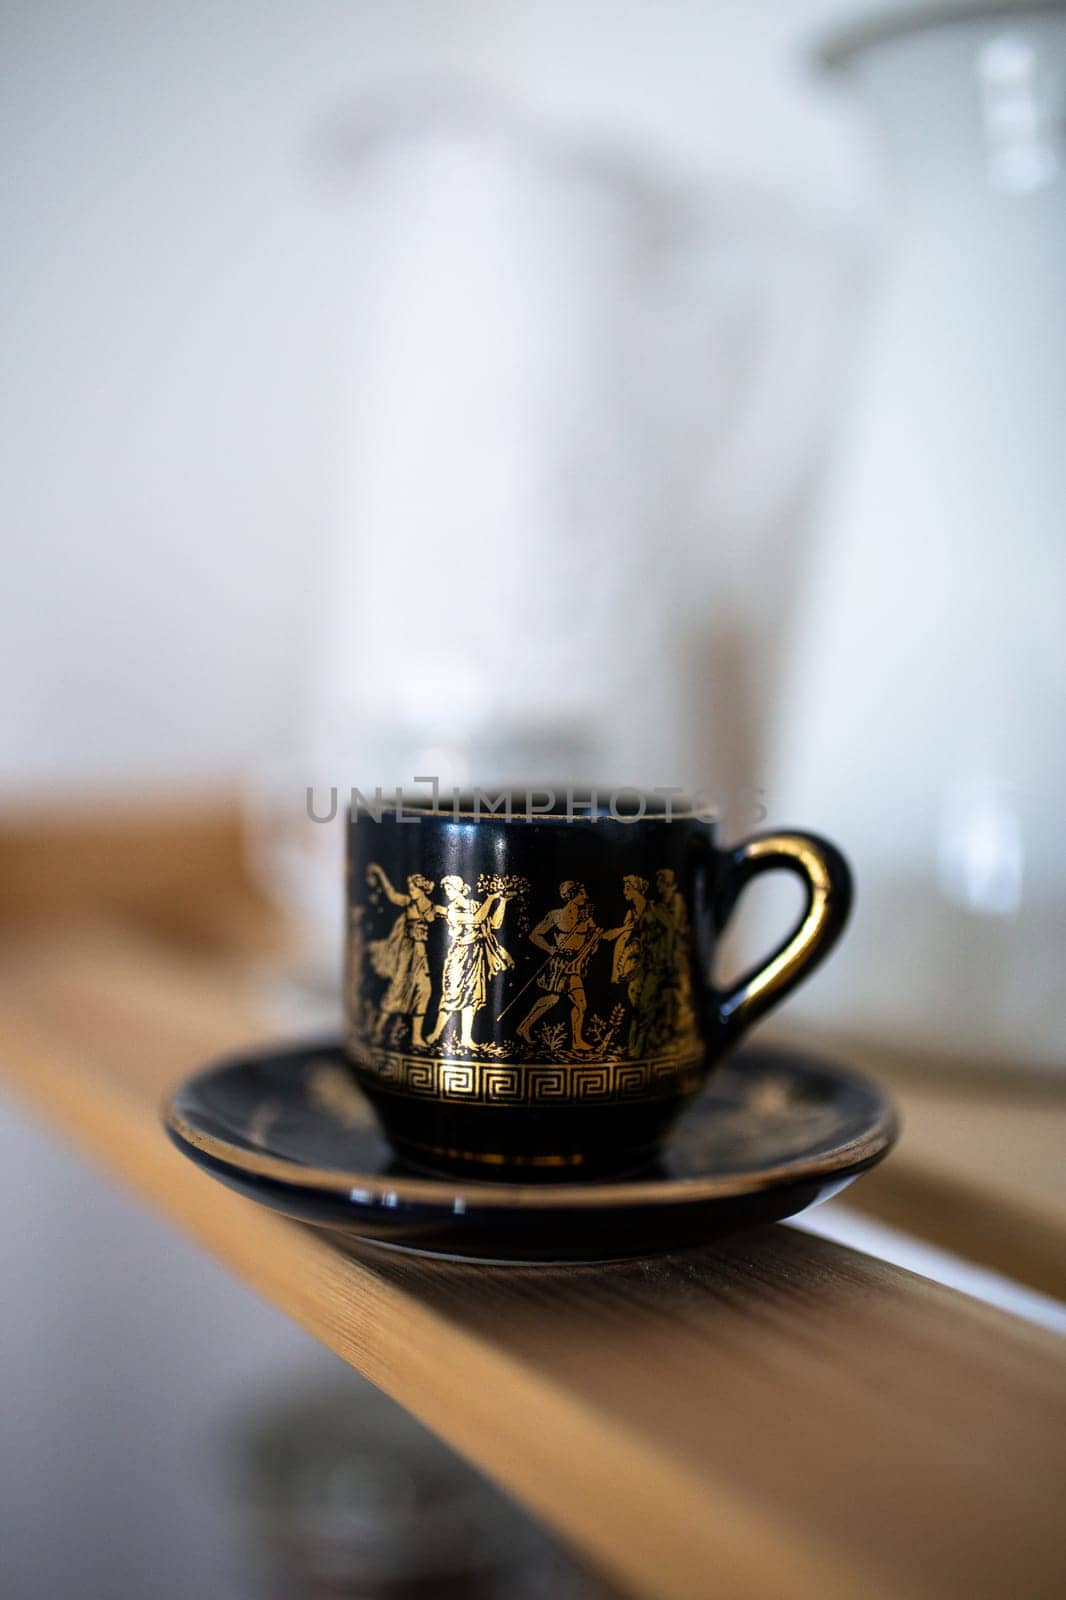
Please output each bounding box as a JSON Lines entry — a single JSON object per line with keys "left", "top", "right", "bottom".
{"left": 163, "top": 1042, "right": 898, "bottom": 1213}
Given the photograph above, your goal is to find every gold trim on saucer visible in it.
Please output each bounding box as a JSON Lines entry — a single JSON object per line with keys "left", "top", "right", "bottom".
{"left": 162, "top": 1058, "right": 898, "bottom": 1211}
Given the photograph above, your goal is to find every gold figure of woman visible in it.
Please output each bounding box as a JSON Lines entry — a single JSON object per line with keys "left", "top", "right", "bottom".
{"left": 603, "top": 869, "right": 697, "bottom": 1056}
{"left": 516, "top": 881, "right": 601, "bottom": 1052}
{"left": 652, "top": 867, "right": 697, "bottom": 1040}
{"left": 602, "top": 873, "right": 659, "bottom": 1057}
{"left": 425, "top": 876, "right": 516, "bottom": 1051}
{"left": 365, "top": 864, "right": 442, "bottom": 1048}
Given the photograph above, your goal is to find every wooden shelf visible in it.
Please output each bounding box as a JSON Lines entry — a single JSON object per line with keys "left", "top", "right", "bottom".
{"left": 1, "top": 807, "right": 1064, "bottom": 1600}
{"left": 2, "top": 916, "right": 1064, "bottom": 1600}
{"left": 768, "top": 1025, "right": 1066, "bottom": 1302}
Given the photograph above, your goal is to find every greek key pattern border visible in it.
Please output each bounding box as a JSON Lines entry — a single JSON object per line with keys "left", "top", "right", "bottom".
{"left": 349, "top": 1044, "right": 705, "bottom": 1105}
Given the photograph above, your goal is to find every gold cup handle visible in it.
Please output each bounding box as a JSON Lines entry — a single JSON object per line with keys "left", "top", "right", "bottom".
{"left": 716, "top": 831, "right": 853, "bottom": 1048}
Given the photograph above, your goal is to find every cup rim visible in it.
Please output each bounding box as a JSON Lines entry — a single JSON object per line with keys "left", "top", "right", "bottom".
{"left": 350, "top": 789, "right": 717, "bottom": 824}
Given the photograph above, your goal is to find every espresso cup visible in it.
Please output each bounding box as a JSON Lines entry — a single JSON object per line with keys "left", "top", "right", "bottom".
{"left": 345, "top": 792, "right": 851, "bottom": 1177}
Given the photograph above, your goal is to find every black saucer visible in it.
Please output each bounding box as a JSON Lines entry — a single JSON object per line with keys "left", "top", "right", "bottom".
{"left": 164, "top": 1041, "right": 897, "bottom": 1263}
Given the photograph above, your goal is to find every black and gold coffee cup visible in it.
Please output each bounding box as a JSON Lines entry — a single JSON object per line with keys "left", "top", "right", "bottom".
{"left": 345, "top": 792, "right": 851, "bottom": 1177}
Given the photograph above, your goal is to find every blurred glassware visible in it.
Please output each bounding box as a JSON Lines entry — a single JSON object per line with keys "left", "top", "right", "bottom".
{"left": 228, "top": 1375, "right": 612, "bottom": 1598}
{"left": 244, "top": 90, "right": 853, "bottom": 997}
{"left": 765, "top": 3, "right": 1066, "bottom": 1073}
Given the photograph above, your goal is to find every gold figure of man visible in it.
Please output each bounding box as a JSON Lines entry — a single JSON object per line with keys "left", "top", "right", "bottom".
{"left": 516, "top": 881, "right": 601, "bottom": 1052}
{"left": 365, "top": 864, "right": 443, "bottom": 1048}
{"left": 425, "top": 876, "right": 516, "bottom": 1051}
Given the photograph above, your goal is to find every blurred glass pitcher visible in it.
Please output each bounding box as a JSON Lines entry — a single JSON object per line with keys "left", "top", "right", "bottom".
{"left": 767, "top": 4, "right": 1066, "bottom": 1074}
{"left": 247, "top": 90, "right": 850, "bottom": 991}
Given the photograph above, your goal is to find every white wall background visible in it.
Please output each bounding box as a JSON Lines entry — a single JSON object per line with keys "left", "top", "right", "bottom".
{"left": 1, "top": 0, "right": 890, "bottom": 800}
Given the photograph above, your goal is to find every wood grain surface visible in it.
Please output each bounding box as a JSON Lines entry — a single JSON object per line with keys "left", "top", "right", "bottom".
{"left": 1, "top": 917, "right": 1064, "bottom": 1600}
{"left": 770, "top": 1023, "right": 1066, "bottom": 1301}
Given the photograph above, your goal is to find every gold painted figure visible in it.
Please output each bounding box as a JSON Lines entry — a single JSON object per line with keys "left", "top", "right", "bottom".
{"left": 365, "top": 864, "right": 442, "bottom": 1048}
{"left": 652, "top": 867, "right": 697, "bottom": 1039}
{"left": 361, "top": 859, "right": 699, "bottom": 1066}
{"left": 516, "top": 881, "right": 601, "bottom": 1052}
{"left": 602, "top": 869, "right": 698, "bottom": 1056}
{"left": 603, "top": 874, "right": 657, "bottom": 1055}
{"left": 425, "top": 876, "right": 517, "bottom": 1051}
